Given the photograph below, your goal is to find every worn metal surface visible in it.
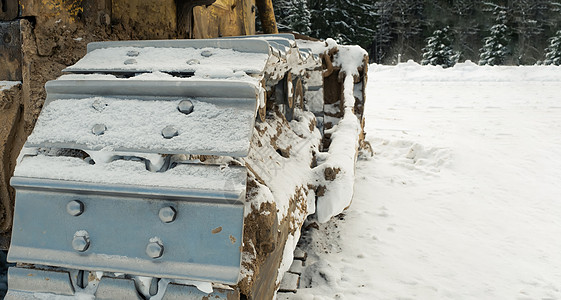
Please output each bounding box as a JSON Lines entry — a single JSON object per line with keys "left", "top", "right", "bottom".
{"left": 0, "top": 82, "right": 22, "bottom": 245}
{"left": 226, "top": 34, "right": 296, "bottom": 52}
{"left": 95, "top": 276, "right": 143, "bottom": 300}
{"left": 192, "top": 0, "right": 255, "bottom": 39}
{"left": 177, "top": 0, "right": 216, "bottom": 38}
{"left": 26, "top": 79, "right": 258, "bottom": 156}
{"left": 8, "top": 174, "right": 245, "bottom": 284}
{"left": 44, "top": 79, "right": 258, "bottom": 105}
{"left": 0, "top": 20, "right": 21, "bottom": 81}
{"left": 162, "top": 283, "right": 240, "bottom": 300}
{"left": 6, "top": 267, "right": 75, "bottom": 296}
{"left": 0, "top": 0, "right": 18, "bottom": 21}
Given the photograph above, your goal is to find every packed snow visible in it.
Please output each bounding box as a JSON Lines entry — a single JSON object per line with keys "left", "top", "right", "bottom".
{"left": 27, "top": 96, "right": 256, "bottom": 156}
{"left": 65, "top": 46, "right": 269, "bottom": 75}
{"left": 285, "top": 62, "right": 561, "bottom": 299}
{"left": 305, "top": 41, "right": 367, "bottom": 223}
{"left": 15, "top": 155, "right": 246, "bottom": 194}
{"left": 313, "top": 74, "right": 361, "bottom": 223}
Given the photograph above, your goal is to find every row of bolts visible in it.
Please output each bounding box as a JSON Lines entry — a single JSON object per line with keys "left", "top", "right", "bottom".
{"left": 67, "top": 200, "right": 175, "bottom": 259}
{"left": 71, "top": 50, "right": 213, "bottom": 258}
{"left": 91, "top": 99, "right": 195, "bottom": 139}
{"left": 123, "top": 49, "right": 213, "bottom": 66}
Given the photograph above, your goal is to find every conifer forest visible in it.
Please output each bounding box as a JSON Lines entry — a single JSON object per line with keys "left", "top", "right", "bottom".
{"left": 270, "top": 0, "right": 561, "bottom": 66}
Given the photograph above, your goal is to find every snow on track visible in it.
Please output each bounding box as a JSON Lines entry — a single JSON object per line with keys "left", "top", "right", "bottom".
{"left": 289, "top": 63, "right": 561, "bottom": 299}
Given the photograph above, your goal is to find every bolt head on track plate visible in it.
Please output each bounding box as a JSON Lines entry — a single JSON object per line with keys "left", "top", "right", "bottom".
{"left": 146, "top": 241, "right": 164, "bottom": 259}
{"left": 72, "top": 232, "right": 90, "bottom": 252}
{"left": 177, "top": 100, "right": 194, "bottom": 115}
{"left": 161, "top": 126, "right": 178, "bottom": 139}
{"left": 159, "top": 206, "right": 177, "bottom": 223}
{"left": 91, "top": 124, "right": 107, "bottom": 136}
{"left": 67, "top": 200, "right": 84, "bottom": 216}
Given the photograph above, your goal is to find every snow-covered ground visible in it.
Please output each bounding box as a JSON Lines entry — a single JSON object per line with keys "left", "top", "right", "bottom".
{"left": 288, "top": 62, "right": 561, "bottom": 299}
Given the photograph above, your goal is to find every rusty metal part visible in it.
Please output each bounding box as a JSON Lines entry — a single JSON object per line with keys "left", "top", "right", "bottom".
{"left": 177, "top": 0, "right": 216, "bottom": 38}
{"left": 192, "top": 0, "right": 256, "bottom": 39}
{"left": 322, "top": 53, "right": 334, "bottom": 78}
{"left": 0, "top": 82, "right": 22, "bottom": 247}
{"left": 0, "top": 20, "right": 21, "bottom": 81}
{"left": 20, "top": 0, "right": 84, "bottom": 22}
{"left": 0, "top": 0, "right": 18, "bottom": 21}
{"left": 259, "top": 104, "right": 266, "bottom": 122}
{"left": 322, "top": 63, "right": 342, "bottom": 151}
{"left": 255, "top": 0, "right": 278, "bottom": 34}
{"left": 322, "top": 48, "right": 338, "bottom": 78}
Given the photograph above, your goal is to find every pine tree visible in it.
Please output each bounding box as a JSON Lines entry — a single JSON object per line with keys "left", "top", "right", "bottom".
{"left": 273, "top": 0, "right": 311, "bottom": 35}
{"left": 308, "top": 0, "right": 376, "bottom": 48}
{"left": 372, "top": 1, "right": 393, "bottom": 63}
{"left": 421, "top": 27, "right": 458, "bottom": 68}
{"left": 510, "top": 0, "right": 549, "bottom": 64}
{"left": 479, "top": 8, "right": 510, "bottom": 66}
{"left": 372, "top": 0, "right": 424, "bottom": 64}
{"left": 265, "top": 0, "right": 561, "bottom": 65}
{"left": 286, "top": 0, "right": 311, "bottom": 35}
{"left": 544, "top": 30, "right": 561, "bottom": 65}
{"left": 272, "top": 0, "right": 293, "bottom": 32}
{"left": 448, "top": 0, "right": 481, "bottom": 61}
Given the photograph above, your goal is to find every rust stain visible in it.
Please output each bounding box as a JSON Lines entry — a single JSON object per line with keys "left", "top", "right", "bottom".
{"left": 229, "top": 235, "right": 236, "bottom": 244}
{"left": 211, "top": 226, "right": 222, "bottom": 234}
{"left": 42, "top": 0, "right": 84, "bottom": 22}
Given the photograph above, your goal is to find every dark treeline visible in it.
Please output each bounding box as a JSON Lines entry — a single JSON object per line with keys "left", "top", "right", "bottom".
{"left": 270, "top": 0, "right": 561, "bottom": 65}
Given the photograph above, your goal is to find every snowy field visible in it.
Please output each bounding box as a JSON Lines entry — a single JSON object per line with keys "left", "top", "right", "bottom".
{"left": 287, "top": 62, "right": 561, "bottom": 299}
